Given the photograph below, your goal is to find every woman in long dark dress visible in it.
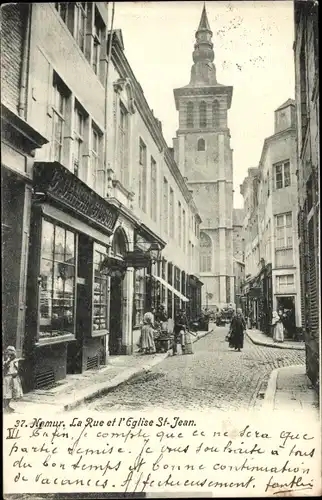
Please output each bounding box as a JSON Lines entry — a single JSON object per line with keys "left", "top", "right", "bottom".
{"left": 229, "top": 308, "right": 246, "bottom": 352}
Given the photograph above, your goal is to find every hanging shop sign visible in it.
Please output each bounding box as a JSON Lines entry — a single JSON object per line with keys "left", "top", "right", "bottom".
{"left": 33, "top": 162, "right": 119, "bottom": 235}
{"left": 248, "top": 286, "right": 262, "bottom": 298}
{"left": 125, "top": 248, "right": 151, "bottom": 269}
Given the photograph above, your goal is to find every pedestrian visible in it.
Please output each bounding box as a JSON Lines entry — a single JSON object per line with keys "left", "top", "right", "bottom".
{"left": 229, "top": 308, "right": 246, "bottom": 352}
{"left": 272, "top": 310, "right": 284, "bottom": 343}
{"left": 173, "top": 308, "right": 188, "bottom": 355}
{"left": 138, "top": 312, "right": 156, "bottom": 354}
{"left": 3, "top": 346, "right": 23, "bottom": 413}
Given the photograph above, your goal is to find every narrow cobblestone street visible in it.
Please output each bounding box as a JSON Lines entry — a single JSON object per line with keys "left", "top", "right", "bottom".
{"left": 82, "top": 327, "right": 305, "bottom": 412}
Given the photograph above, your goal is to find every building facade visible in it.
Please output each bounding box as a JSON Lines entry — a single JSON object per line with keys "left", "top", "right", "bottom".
{"left": 241, "top": 100, "right": 301, "bottom": 338}
{"left": 294, "top": 0, "right": 319, "bottom": 388}
{"left": 173, "top": 5, "right": 235, "bottom": 310}
{"left": 1, "top": 2, "right": 202, "bottom": 392}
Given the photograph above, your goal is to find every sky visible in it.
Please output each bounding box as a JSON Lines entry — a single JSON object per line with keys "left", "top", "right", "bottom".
{"left": 112, "top": 0, "right": 295, "bottom": 208}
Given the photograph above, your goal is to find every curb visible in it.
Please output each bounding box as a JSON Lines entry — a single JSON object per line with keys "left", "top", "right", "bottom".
{"left": 64, "top": 329, "right": 214, "bottom": 411}
{"left": 246, "top": 331, "right": 305, "bottom": 351}
{"left": 263, "top": 367, "right": 279, "bottom": 411}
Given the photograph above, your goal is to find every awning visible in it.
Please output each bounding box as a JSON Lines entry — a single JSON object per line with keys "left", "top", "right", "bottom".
{"left": 151, "top": 274, "right": 189, "bottom": 302}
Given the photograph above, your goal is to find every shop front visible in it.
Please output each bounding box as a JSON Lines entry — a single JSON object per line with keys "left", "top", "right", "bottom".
{"left": 188, "top": 274, "right": 203, "bottom": 321}
{"left": 2, "top": 104, "right": 48, "bottom": 359}
{"left": 24, "top": 162, "right": 119, "bottom": 391}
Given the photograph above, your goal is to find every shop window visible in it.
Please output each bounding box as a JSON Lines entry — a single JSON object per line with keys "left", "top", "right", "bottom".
{"left": 39, "top": 220, "right": 76, "bottom": 340}
{"left": 197, "top": 138, "right": 205, "bottom": 151}
{"left": 133, "top": 268, "right": 146, "bottom": 326}
{"left": 186, "top": 101, "right": 194, "bottom": 128}
{"left": 93, "top": 247, "right": 109, "bottom": 333}
{"left": 199, "top": 101, "right": 207, "bottom": 128}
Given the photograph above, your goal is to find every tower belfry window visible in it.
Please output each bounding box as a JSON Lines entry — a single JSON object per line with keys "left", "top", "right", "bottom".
{"left": 197, "top": 138, "right": 205, "bottom": 151}
{"left": 212, "top": 100, "right": 220, "bottom": 127}
{"left": 187, "top": 102, "right": 194, "bottom": 128}
{"left": 199, "top": 101, "right": 207, "bottom": 128}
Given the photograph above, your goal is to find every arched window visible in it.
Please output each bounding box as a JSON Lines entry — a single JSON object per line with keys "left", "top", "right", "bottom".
{"left": 200, "top": 232, "right": 212, "bottom": 272}
{"left": 199, "top": 101, "right": 207, "bottom": 128}
{"left": 112, "top": 227, "right": 127, "bottom": 257}
{"left": 187, "top": 102, "right": 194, "bottom": 128}
{"left": 197, "top": 138, "right": 205, "bottom": 151}
{"left": 212, "top": 100, "right": 220, "bottom": 127}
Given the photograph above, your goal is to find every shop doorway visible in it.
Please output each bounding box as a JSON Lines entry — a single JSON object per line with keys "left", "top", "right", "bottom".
{"left": 276, "top": 296, "right": 296, "bottom": 339}
{"left": 108, "top": 227, "right": 128, "bottom": 355}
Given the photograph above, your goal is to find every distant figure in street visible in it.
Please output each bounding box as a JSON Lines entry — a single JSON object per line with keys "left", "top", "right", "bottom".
{"left": 229, "top": 308, "right": 246, "bottom": 352}
{"left": 3, "top": 346, "right": 23, "bottom": 413}
{"left": 138, "top": 312, "right": 156, "bottom": 354}
{"left": 272, "top": 311, "right": 284, "bottom": 343}
{"left": 173, "top": 308, "right": 188, "bottom": 355}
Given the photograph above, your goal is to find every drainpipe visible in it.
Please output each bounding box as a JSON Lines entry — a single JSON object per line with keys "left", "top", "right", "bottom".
{"left": 18, "top": 4, "right": 31, "bottom": 119}
{"left": 103, "top": 1, "right": 115, "bottom": 197}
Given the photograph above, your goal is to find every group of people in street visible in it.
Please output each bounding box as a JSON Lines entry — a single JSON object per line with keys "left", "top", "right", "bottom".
{"left": 137, "top": 305, "right": 190, "bottom": 356}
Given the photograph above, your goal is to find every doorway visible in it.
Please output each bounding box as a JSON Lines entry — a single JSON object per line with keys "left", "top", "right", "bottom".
{"left": 109, "top": 275, "right": 123, "bottom": 355}
{"left": 276, "top": 296, "right": 296, "bottom": 339}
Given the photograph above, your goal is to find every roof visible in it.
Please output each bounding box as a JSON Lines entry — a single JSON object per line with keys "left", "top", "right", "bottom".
{"left": 275, "top": 98, "right": 295, "bottom": 111}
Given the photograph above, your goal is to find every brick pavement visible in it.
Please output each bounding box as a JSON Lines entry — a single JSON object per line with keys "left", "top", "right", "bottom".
{"left": 82, "top": 326, "right": 305, "bottom": 412}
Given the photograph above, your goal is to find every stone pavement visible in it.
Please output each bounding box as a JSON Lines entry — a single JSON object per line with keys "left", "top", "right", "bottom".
{"left": 82, "top": 325, "right": 305, "bottom": 412}
{"left": 246, "top": 328, "right": 305, "bottom": 350}
{"left": 263, "top": 363, "right": 320, "bottom": 416}
{"left": 10, "top": 328, "right": 213, "bottom": 414}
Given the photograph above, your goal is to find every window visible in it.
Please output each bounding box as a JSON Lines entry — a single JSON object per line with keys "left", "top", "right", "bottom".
{"left": 138, "top": 139, "right": 147, "bottom": 211}
{"left": 52, "top": 74, "right": 66, "bottom": 163}
{"left": 133, "top": 268, "right": 146, "bottom": 326}
{"left": 197, "top": 138, "right": 205, "bottom": 151}
{"left": 163, "top": 177, "right": 168, "bottom": 234}
{"left": 200, "top": 232, "right": 211, "bottom": 272}
{"left": 275, "top": 212, "right": 293, "bottom": 249}
{"left": 150, "top": 157, "right": 157, "bottom": 221}
{"left": 199, "top": 101, "right": 207, "bottom": 128}
{"left": 183, "top": 209, "right": 186, "bottom": 252}
{"left": 93, "top": 10, "right": 102, "bottom": 76}
{"left": 75, "top": 3, "right": 87, "bottom": 53}
{"left": 169, "top": 188, "right": 174, "bottom": 237}
{"left": 90, "top": 126, "right": 100, "bottom": 189}
{"left": 118, "top": 103, "right": 129, "bottom": 186}
{"left": 178, "top": 202, "right": 182, "bottom": 247}
{"left": 276, "top": 274, "right": 294, "bottom": 291}
{"left": 187, "top": 101, "right": 194, "bottom": 128}
{"left": 93, "top": 246, "right": 109, "bottom": 332}
{"left": 73, "top": 104, "right": 85, "bottom": 177}
{"left": 274, "top": 160, "right": 290, "bottom": 189}
{"left": 39, "top": 220, "right": 76, "bottom": 339}
{"left": 212, "top": 100, "right": 220, "bottom": 127}
{"left": 267, "top": 172, "right": 270, "bottom": 197}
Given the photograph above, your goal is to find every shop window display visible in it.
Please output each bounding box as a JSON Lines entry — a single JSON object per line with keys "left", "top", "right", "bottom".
{"left": 93, "top": 248, "right": 109, "bottom": 332}
{"left": 39, "top": 220, "right": 76, "bottom": 339}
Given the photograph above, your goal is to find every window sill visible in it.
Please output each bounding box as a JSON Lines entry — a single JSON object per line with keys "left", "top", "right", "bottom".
{"left": 91, "top": 329, "right": 109, "bottom": 337}
{"left": 36, "top": 334, "right": 75, "bottom": 346}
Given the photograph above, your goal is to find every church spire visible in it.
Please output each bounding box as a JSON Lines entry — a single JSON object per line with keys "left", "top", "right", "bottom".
{"left": 198, "top": 3, "right": 211, "bottom": 31}
{"left": 190, "top": 3, "right": 217, "bottom": 86}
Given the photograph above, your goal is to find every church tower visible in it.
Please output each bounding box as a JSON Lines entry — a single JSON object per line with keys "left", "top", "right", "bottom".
{"left": 173, "top": 4, "right": 234, "bottom": 309}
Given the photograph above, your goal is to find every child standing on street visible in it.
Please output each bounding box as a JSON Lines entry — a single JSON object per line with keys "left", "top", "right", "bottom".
{"left": 3, "top": 346, "right": 23, "bottom": 413}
